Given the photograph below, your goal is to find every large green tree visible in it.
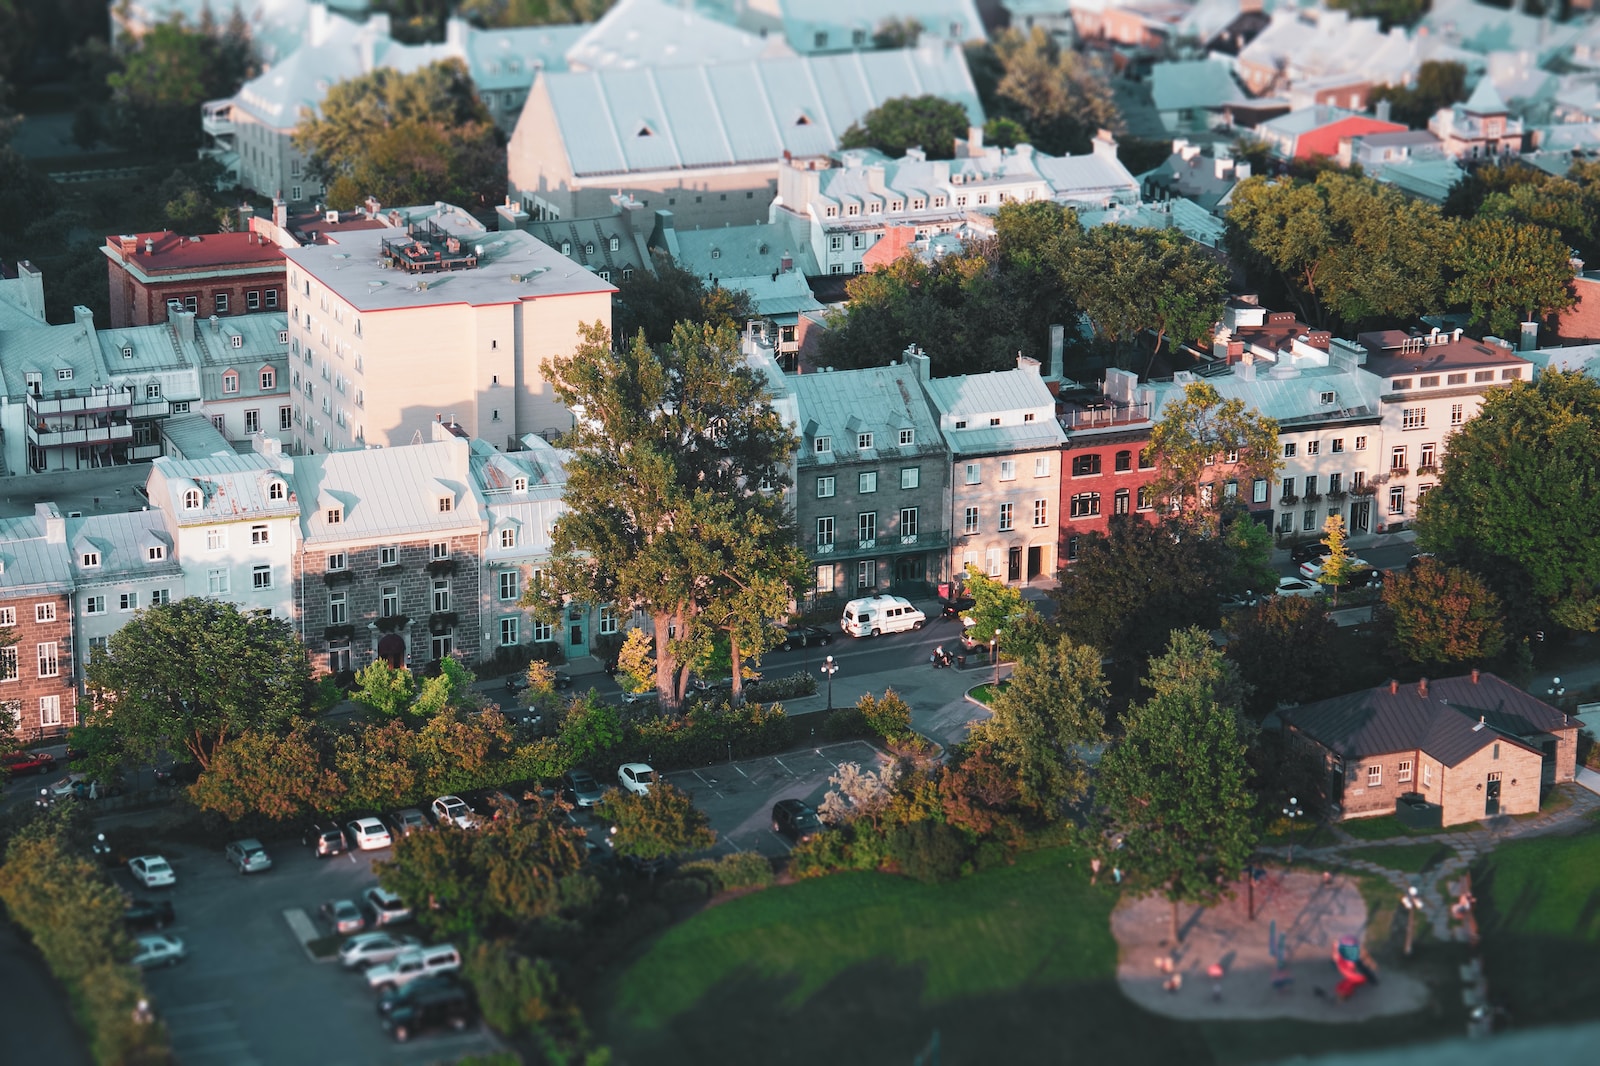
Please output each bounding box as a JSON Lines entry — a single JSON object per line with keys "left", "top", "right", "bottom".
{"left": 189, "top": 723, "right": 345, "bottom": 821}
{"left": 1369, "top": 60, "right": 1467, "bottom": 126}
{"left": 531, "top": 321, "right": 798, "bottom": 707}
{"left": 975, "top": 633, "right": 1108, "bottom": 816}
{"left": 1143, "top": 380, "right": 1280, "bottom": 516}
{"left": 294, "top": 59, "right": 504, "bottom": 210}
{"left": 1223, "top": 595, "right": 1338, "bottom": 719}
{"left": 1445, "top": 216, "right": 1575, "bottom": 337}
{"left": 838, "top": 94, "right": 971, "bottom": 160}
{"left": 83, "top": 598, "right": 309, "bottom": 769}
{"left": 614, "top": 252, "right": 754, "bottom": 349}
{"left": 1376, "top": 558, "right": 1507, "bottom": 670}
{"left": 106, "top": 13, "right": 255, "bottom": 153}
{"left": 968, "top": 28, "right": 1120, "bottom": 155}
{"left": 1417, "top": 371, "right": 1600, "bottom": 631}
{"left": 1097, "top": 628, "right": 1257, "bottom": 943}
{"left": 595, "top": 782, "right": 716, "bottom": 864}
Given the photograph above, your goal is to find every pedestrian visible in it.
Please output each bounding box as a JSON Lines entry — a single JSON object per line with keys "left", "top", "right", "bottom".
{"left": 1090, "top": 857, "right": 1102, "bottom": 885}
{"left": 1112, "top": 866, "right": 1123, "bottom": 884}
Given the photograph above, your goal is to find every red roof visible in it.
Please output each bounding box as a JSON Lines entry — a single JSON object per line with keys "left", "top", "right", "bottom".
{"left": 1294, "top": 116, "right": 1407, "bottom": 159}
{"left": 105, "top": 231, "right": 285, "bottom": 273}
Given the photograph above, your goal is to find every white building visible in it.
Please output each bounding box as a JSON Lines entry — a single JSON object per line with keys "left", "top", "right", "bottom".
{"left": 68, "top": 510, "right": 185, "bottom": 674}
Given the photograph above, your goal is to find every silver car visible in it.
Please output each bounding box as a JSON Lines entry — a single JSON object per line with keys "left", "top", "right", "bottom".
{"left": 223, "top": 838, "right": 273, "bottom": 874}
{"left": 131, "top": 934, "right": 186, "bottom": 969}
{"left": 338, "top": 931, "right": 420, "bottom": 970}
{"left": 361, "top": 886, "right": 413, "bottom": 928}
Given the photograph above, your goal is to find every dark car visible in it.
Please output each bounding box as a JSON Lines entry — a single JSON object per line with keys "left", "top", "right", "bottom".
{"left": 777, "top": 624, "right": 833, "bottom": 651}
{"left": 1289, "top": 540, "right": 1333, "bottom": 566}
{"left": 302, "top": 822, "right": 347, "bottom": 858}
{"left": 154, "top": 761, "right": 201, "bottom": 787}
{"left": 561, "top": 769, "right": 606, "bottom": 809}
{"left": 771, "top": 799, "right": 825, "bottom": 843}
{"left": 1336, "top": 566, "right": 1384, "bottom": 592}
{"left": 462, "top": 788, "right": 522, "bottom": 821}
{"left": 552, "top": 671, "right": 574, "bottom": 690}
{"left": 938, "top": 596, "right": 976, "bottom": 620}
{"left": 123, "top": 898, "right": 176, "bottom": 932}
{"left": 382, "top": 982, "right": 475, "bottom": 1042}
{"left": 376, "top": 974, "right": 463, "bottom": 1016}
{"left": 1, "top": 751, "right": 57, "bottom": 777}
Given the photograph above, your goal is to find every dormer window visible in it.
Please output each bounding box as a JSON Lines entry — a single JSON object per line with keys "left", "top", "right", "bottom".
{"left": 268, "top": 481, "right": 285, "bottom": 501}
{"left": 814, "top": 435, "right": 832, "bottom": 455}
{"left": 147, "top": 545, "right": 165, "bottom": 561}
{"left": 513, "top": 476, "right": 528, "bottom": 492}
{"left": 1320, "top": 391, "right": 1336, "bottom": 405}
{"left": 231, "top": 334, "right": 243, "bottom": 349}
{"left": 898, "top": 429, "right": 915, "bottom": 446}
{"left": 81, "top": 551, "right": 100, "bottom": 568}
{"left": 609, "top": 237, "right": 619, "bottom": 252}
{"left": 325, "top": 507, "right": 342, "bottom": 524}
{"left": 636, "top": 124, "right": 653, "bottom": 138}
{"left": 438, "top": 496, "right": 453, "bottom": 513}
{"left": 121, "top": 346, "right": 133, "bottom": 359}
{"left": 278, "top": 330, "right": 289, "bottom": 343}
{"left": 261, "top": 369, "right": 276, "bottom": 390}
{"left": 182, "top": 489, "right": 201, "bottom": 510}
{"left": 222, "top": 372, "right": 239, "bottom": 394}
{"left": 584, "top": 243, "right": 594, "bottom": 256}
{"left": 561, "top": 241, "right": 572, "bottom": 256}
{"left": 857, "top": 432, "right": 874, "bottom": 451}
{"left": 57, "top": 368, "right": 73, "bottom": 381}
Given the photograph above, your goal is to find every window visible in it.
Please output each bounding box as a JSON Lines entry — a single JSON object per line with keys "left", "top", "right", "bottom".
{"left": 0, "top": 646, "right": 14, "bottom": 682}
{"left": 431, "top": 580, "right": 451, "bottom": 613}
{"left": 814, "top": 436, "right": 832, "bottom": 455}
{"left": 859, "top": 471, "right": 878, "bottom": 494}
{"left": 328, "top": 591, "right": 348, "bottom": 625}
{"left": 1366, "top": 764, "right": 1382, "bottom": 787}
{"left": 1282, "top": 442, "right": 1297, "bottom": 458}
{"left": 999, "top": 503, "right": 1015, "bottom": 531}
{"left": 1072, "top": 454, "right": 1101, "bottom": 477}
{"left": 183, "top": 489, "right": 201, "bottom": 510}
{"left": 212, "top": 414, "right": 226, "bottom": 432}
{"left": 1330, "top": 473, "right": 1342, "bottom": 493}
{"left": 1331, "top": 438, "right": 1345, "bottom": 454}
{"left": 247, "top": 290, "right": 261, "bottom": 311}
{"left": 1139, "top": 450, "right": 1155, "bottom": 470}
{"left": 244, "top": 410, "right": 260, "bottom": 434}
{"left": 898, "top": 428, "right": 915, "bottom": 446}
{"left": 830, "top": 235, "right": 843, "bottom": 251}
{"left": 1389, "top": 486, "right": 1406, "bottom": 514}
{"left": 182, "top": 298, "right": 196, "bottom": 314}
{"left": 1390, "top": 446, "right": 1408, "bottom": 472}
{"left": 1451, "top": 403, "right": 1464, "bottom": 426}
{"left": 291, "top": 185, "right": 302, "bottom": 201}
{"left": 1114, "top": 489, "right": 1130, "bottom": 515}
{"left": 1306, "top": 440, "right": 1320, "bottom": 456}
{"left": 1421, "top": 375, "right": 1439, "bottom": 388}
{"left": 40, "top": 695, "right": 61, "bottom": 727}
{"left": 533, "top": 620, "right": 553, "bottom": 643}
{"left": 252, "top": 565, "right": 271, "bottom": 590}
{"left": 857, "top": 432, "right": 874, "bottom": 451}
{"left": 267, "top": 291, "right": 279, "bottom": 309}
{"left": 326, "top": 552, "right": 347, "bottom": 572}
{"left": 279, "top": 406, "right": 292, "bottom": 431}
{"left": 857, "top": 512, "right": 876, "bottom": 543}
{"left": 381, "top": 585, "right": 400, "bottom": 617}
{"left": 325, "top": 507, "right": 342, "bottom": 525}
{"left": 490, "top": 570, "right": 517, "bottom": 602}
{"left": 1137, "top": 486, "right": 1155, "bottom": 511}
{"left": 1420, "top": 443, "right": 1437, "bottom": 469}
{"left": 1502, "top": 368, "right": 1521, "bottom": 381}
{"left": 857, "top": 560, "right": 876, "bottom": 590}
{"left": 965, "top": 464, "right": 980, "bottom": 485}
{"left": 1303, "top": 509, "right": 1316, "bottom": 531}
{"left": 1423, "top": 763, "right": 1433, "bottom": 788}
{"left": 81, "top": 551, "right": 100, "bottom": 568}
{"left": 1070, "top": 493, "right": 1100, "bottom": 518}
{"left": 215, "top": 293, "right": 229, "bottom": 314}
{"left": 85, "top": 595, "right": 105, "bottom": 615}
{"left": 1355, "top": 436, "right": 1367, "bottom": 451}
{"left": 206, "top": 569, "right": 229, "bottom": 595}
{"left": 1000, "top": 460, "right": 1016, "bottom": 481}
{"left": 963, "top": 506, "right": 979, "bottom": 535}
{"left": 0, "top": 606, "right": 10, "bottom": 626}
{"left": 57, "top": 367, "right": 73, "bottom": 381}
{"left": 1391, "top": 378, "right": 1412, "bottom": 391}
{"left": 379, "top": 546, "right": 397, "bottom": 567}
{"left": 1251, "top": 478, "right": 1267, "bottom": 504}
{"left": 816, "top": 517, "right": 834, "bottom": 548}
{"left": 1114, "top": 450, "right": 1131, "bottom": 473}
{"left": 247, "top": 523, "right": 269, "bottom": 546}
{"left": 900, "top": 507, "right": 919, "bottom": 537}
{"left": 260, "top": 368, "right": 276, "bottom": 390}
{"left": 35, "top": 602, "right": 56, "bottom": 623}
{"left": 900, "top": 467, "right": 919, "bottom": 490}
{"left": 1397, "top": 760, "right": 1413, "bottom": 783}
{"left": 1033, "top": 456, "right": 1050, "bottom": 478}
{"left": 816, "top": 565, "right": 835, "bottom": 595}
{"left": 1033, "top": 499, "right": 1048, "bottom": 527}
{"left": 1402, "top": 407, "right": 1426, "bottom": 430}
{"left": 1065, "top": 536, "right": 1080, "bottom": 562}
{"left": 1474, "top": 370, "right": 1494, "bottom": 383}
{"left": 599, "top": 606, "right": 620, "bottom": 635}
{"left": 499, "top": 617, "right": 520, "bottom": 646}
{"left": 150, "top": 589, "right": 169, "bottom": 606}
{"left": 513, "top": 478, "right": 527, "bottom": 493}
{"left": 172, "top": 402, "right": 190, "bottom": 414}
{"left": 37, "top": 643, "right": 59, "bottom": 678}
{"left": 437, "top": 496, "right": 453, "bottom": 513}
{"left": 817, "top": 476, "right": 835, "bottom": 498}
{"left": 431, "top": 542, "right": 449, "bottom": 561}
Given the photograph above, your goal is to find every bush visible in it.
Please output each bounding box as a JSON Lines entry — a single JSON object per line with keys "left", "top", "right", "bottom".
{"left": 858, "top": 690, "right": 914, "bottom": 740}
{"left": 629, "top": 701, "right": 795, "bottom": 770}
{"left": 683, "top": 851, "right": 776, "bottom": 892}
{"left": 464, "top": 940, "right": 562, "bottom": 1037}
{"left": 750, "top": 671, "right": 818, "bottom": 701}
{"left": 655, "top": 877, "right": 713, "bottom": 907}
{"left": 884, "top": 820, "right": 971, "bottom": 883}
{"left": 819, "top": 707, "right": 871, "bottom": 741}
{"left": 787, "top": 827, "right": 858, "bottom": 878}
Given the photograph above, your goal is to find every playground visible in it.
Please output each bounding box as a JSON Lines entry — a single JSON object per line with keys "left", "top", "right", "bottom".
{"left": 1112, "top": 869, "right": 1430, "bottom": 1021}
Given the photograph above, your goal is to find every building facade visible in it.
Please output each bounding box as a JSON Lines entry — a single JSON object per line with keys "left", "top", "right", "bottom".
{"left": 0, "top": 505, "right": 76, "bottom": 738}
{"left": 1057, "top": 368, "right": 1160, "bottom": 564}
{"left": 102, "top": 231, "right": 286, "bottom": 329}
{"left": 68, "top": 510, "right": 184, "bottom": 680}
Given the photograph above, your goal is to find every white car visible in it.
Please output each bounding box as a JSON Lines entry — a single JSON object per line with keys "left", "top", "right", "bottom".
{"left": 345, "top": 817, "right": 393, "bottom": 851}
{"left": 1272, "top": 576, "right": 1326, "bottom": 599}
{"left": 618, "top": 762, "right": 656, "bottom": 796}
{"left": 361, "top": 886, "right": 413, "bottom": 928}
{"left": 128, "top": 855, "right": 175, "bottom": 888}
{"left": 1298, "top": 556, "right": 1371, "bottom": 580}
{"left": 338, "top": 931, "right": 420, "bottom": 970}
{"left": 430, "top": 795, "right": 478, "bottom": 830}
{"left": 366, "top": 943, "right": 462, "bottom": 990}
{"left": 131, "top": 934, "right": 186, "bottom": 969}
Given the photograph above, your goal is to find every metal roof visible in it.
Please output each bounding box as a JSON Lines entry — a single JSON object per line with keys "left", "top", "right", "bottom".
{"left": 922, "top": 366, "right": 1066, "bottom": 455}
{"left": 565, "top": 0, "right": 788, "bottom": 71}
{"left": 160, "top": 414, "right": 236, "bottom": 461}
{"left": 66, "top": 510, "right": 181, "bottom": 585}
{"left": 147, "top": 452, "right": 300, "bottom": 526}
{"left": 793, "top": 362, "right": 944, "bottom": 466}
{"left": 0, "top": 514, "right": 71, "bottom": 592}
{"left": 1146, "top": 361, "right": 1382, "bottom": 426}
{"left": 293, "top": 438, "right": 483, "bottom": 544}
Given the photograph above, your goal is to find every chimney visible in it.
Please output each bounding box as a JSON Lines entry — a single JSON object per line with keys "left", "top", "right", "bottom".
{"left": 273, "top": 197, "right": 287, "bottom": 229}
{"left": 1418, "top": 678, "right": 1429, "bottom": 697}
{"left": 1389, "top": 679, "right": 1398, "bottom": 694}
{"left": 1374, "top": 98, "right": 1392, "bottom": 123}
{"left": 780, "top": 251, "right": 793, "bottom": 273}
{"left": 1017, "top": 355, "right": 1041, "bottom": 374}
{"left": 1520, "top": 320, "right": 1539, "bottom": 351}
{"left": 144, "top": 238, "right": 154, "bottom": 256}
{"left": 73, "top": 305, "right": 94, "bottom": 329}
{"left": 1471, "top": 668, "right": 1480, "bottom": 684}
{"left": 902, "top": 344, "right": 930, "bottom": 382}
{"left": 1091, "top": 129, "right": 1118, "bottom": 160}
{"left": 117, "top": 234, "right": 139, "bottom": 256}
{"left": 1048, "top": 324, "right": 1065, "bottom": 380}
{"left": 364, "top": 196, "right": 382, "bottom": 219}
{"left": 36, "top": 502, "right": 65, "bottom": 543}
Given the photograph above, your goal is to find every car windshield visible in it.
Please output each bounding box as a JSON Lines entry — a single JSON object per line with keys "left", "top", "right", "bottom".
{"left": 635, "top": 769, "right": 654, "bottom": 783}
{"left": 145, "top": 860, "right": 169, "bottom": 873}
{"left": 794, "top": 810, "right": 822, "bottom": 829}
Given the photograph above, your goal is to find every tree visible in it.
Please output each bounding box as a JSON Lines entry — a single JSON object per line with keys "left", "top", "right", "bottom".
{"left": 1052, "top": 514, "right": 1233, "bottom": 664}
{"left": 613, "top": 252, "right": 754, "bottom": 349}
{"left": 532, "top": 321, "right": 798, "bottom": 708}
{"left": 1416, "top": 371, "right": 1600, "bottom": 631}
{"left": 106, "top": 15, "right": 255, "bottom": 153}
{"left": 1097, "top": 628, "right": 1257, "bottom": 942}
{"left": 959, "top": 564, "right": 1048, "bottom": 661}
{"left": 1369, "top": 60, "right": 1467, "bottom": 126}
{"left": 1446, "top": 216, "right": 1575, "bottom": 337}
{"left": 1376, "top": 558, "right": 1507, "bottom": 670}
{"left": 994, "top": 200, "right": 1082, "bottom": 348}
{"left": 939, "top": 741, "right": 1022, "bottom": 837}
{"left": 973, "top": 28, "right": 1121, "bottom": 155}
{"left": 976, "top": 634, "right": 1107, "bottom": 815}
{"left": 838, "top": 94, "right": 971, "bottom": 160}
{"left": 350, "top": 660, "right": 417, "bottom": 718}
{"left": 334, "top": 719, "right": 421, "bottom": 812}
{"left": 595, "top": 782, "right": 715, "bottom": 864}
{"left": 1315, "top": 514, "right": 1354, "bottom": 603}
{"left": 84, "top": 598, "right": 309, "bottom": 769}
{"left": 189, "top": 724, "right": 345, "bottom": 821}
{"left": 818, "top": 760, "right": 903, "bottom": 830}
{"left": 294, "top": 60, "right": 504, "bottom": 210}
{"left": 555, "top": 692, "right": 622, "bottom": 764}
{"left": 1223, "top": 596, "right": 1339, "bottom": 719}
{"left": 613, "top": 628, "right": 655, "bottom": 694}
{"left": 983, "top": 116, "right": 1029, "bottom": 148}
{"left": 1143, "top": 381, "right": 1279, "bottom": 517}
{"left": 1221, "top": 512, "right": 1277, "bottom": 596}
{"left": 410, "top": 657, "right": 478, "bottom": 719}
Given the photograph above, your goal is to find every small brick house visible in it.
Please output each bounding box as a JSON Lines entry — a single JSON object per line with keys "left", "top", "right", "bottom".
{"left": 1275, "top": 672, "right": 1578, "bottom": 827}
{"left": 102, "top": 230, "right": 286, "bottom": 329}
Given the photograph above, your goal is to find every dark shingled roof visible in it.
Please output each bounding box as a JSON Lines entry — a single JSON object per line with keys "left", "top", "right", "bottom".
{"left": 1277, "top": 673, "right": 1573, "bottom": 768}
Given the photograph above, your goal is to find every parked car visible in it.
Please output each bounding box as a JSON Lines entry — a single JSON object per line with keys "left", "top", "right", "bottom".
{"left": 153, "top": 761, "right": 201, "bottom": 787}
{"left": 461, "top": 788, "right": 522, "bottom": 821}
{"left": 617, "top": 762, "right": 655, "bottom": 796}
{"left": 345, "top": 817, "right": 393, "bottom": 851}
{"left": 122, "top": 898, "right": 175, "bottom": 932}
{"left": 771, "top": 799, "right": 824, "bottom": 843}
{"left": 361, "top": 886, "right": 413, "bottom": 928}
{"left": 1335, "top": 565, "right": 1384, "bottom": 592}
{"left": 1272, "top": 576, "right": 1326, "bottom": 599}
{"left": 321, "top": 899, "right": 366, "bottom": 936}
{"left": 776, "top": 624, "right": 834, "bottom": 651}
{"left": 840, "top": 595, "right": 926, "bottom": 638}
{"left": 1, "top": 751, "right": 57, "bottom": 777}
{"left": 131, "top": 934, "right": 186, "bottom": 969}
{"left": 620, "top": 688, "right": 658, "bottom": 705}
{"left": 561, "top": 769, "right": 606, "bottom": 809}
{"left": 366, "top": 943, "right": 462, "bottom": 990}
{"left": 338, "top": 931, "right": 420, "bottom": 970}
{"left": 303, "top": 822, "right": 348, "bottom": 858}
{"left": 429, "top": 795, "right": 479, "bottom": 830}
{"left": 223, "top": 838, "right": 273, "bottom": 875}
{"left": 387, "top": 808, "right": 429, "bottom": 838}
{"left": 382, "top": 981, "right": 476, "bottom": 1043}
{"left": 1289, "top": 540, "right": 1333, "bottom": 566}
{"left": 376, "top": 974, "right": 462, "bottom": 1016}
{"left": 1219, "top": 589, "right": 1260, "bottom": 612}
{"left": 1299, "top": 556, "right": 1373, "bottom": 581}
{"left": 128, "top": 855, "right": 175, "bottom": 889}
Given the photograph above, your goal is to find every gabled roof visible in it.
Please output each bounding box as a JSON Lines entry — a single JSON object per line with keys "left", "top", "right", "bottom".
{"left": 293, "top": 438, "right": 483, "bottom": 543}
{"left": 1461, "top": 76, "right": 1508, "bottom": 114}
{"left": 922, "top": 364, "right": 1067, "bottom": 455}
{"left": 148, "top": 452, "right": 300, "bottom": 525}
{"left": 565, "top": 0, "right": 790, "bottom": 70}
{"left": 765, "top": 0, "right": 986, "bottom": 51}
{"left": 1278, "top": 673, "right": 1573, "bottom": 768}
{"left": 66, "top": 511, "right": 181, "bottom": 583}
{"left": 0, "top": 514, "right": 71, "bottom": 593}
{"left": 793, "top": 361, "right": 944, "bottom": 465}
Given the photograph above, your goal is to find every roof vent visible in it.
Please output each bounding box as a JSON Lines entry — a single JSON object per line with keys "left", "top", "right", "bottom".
{"left": 1473, "top": 716, "right": 1486, "bottom": 732}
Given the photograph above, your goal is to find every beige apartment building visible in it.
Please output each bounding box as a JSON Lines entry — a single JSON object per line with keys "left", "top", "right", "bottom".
{"left": 279, "top": 204, "right": 613, "bottom": 455}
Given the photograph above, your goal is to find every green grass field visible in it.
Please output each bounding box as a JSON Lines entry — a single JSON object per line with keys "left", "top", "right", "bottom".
{"left": 598, "top": 846, "right": 1464, "bottom": 1065}
{"left": 1340, "top": 843, "right": 1455, "bottom": 874}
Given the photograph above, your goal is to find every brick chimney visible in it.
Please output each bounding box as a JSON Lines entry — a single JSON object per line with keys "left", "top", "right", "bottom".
{"left": 1418, "top": 678, "right": 1429, "bottom": 697}
{"left": 1388, "top": 679, "right": 1398, "bottom": 694}
{"left": 1471, "top": 668, "right": 1480, "bottom": 684}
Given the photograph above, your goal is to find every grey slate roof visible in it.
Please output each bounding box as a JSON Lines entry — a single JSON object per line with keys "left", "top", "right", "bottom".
{"left": 793, "top": 362, "right": 944, "bottom": 467}
{"left": 293, "top": 438, "right": 483, "bottom": 545}
{"left": 1278, "top": 673, "right": 1573, "bottom": 768}
{"left": 0, "top": 513, "right": 71, "bottom": 592}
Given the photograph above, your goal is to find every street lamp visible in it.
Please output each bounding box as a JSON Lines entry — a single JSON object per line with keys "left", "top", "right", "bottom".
{"left": 821, "top": 655, "right": 838, "bottom": 711}
{"left": 1282, "top": 796, "right": 1304, "bottom": 863}
{"left": 1401, "top": 884, "right": 1426, "bottom": 956}
{"left": 991, "top": 628, "right": 1001, "bottom": 687}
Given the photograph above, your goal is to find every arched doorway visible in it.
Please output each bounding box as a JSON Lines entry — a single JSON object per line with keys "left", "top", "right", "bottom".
{"left": 377, "top": 633, "right": 407, "bottom": 668}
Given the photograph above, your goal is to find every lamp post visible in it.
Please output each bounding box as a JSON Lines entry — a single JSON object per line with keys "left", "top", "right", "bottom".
{"left": 821, "top": 655, "right": 837, "bottom": 711}
{"left": 1401, "top": 884, "right": 1425, "bottom": 956}
{"left": 1282, "top": 796, "right": 1303, "bottom": 863}
{"left": 991, "top": 629, "right": 1001, "bottom": 687}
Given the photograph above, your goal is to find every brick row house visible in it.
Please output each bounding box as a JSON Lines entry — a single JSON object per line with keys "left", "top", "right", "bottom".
{"left": 0, "top": 505, "right": 76, "bottom": 737}
{"left": 102, "top": 230, "right": 286, "bottom": 329}
{"left": 1056, "top": 368, "right": 1163, "bottom": 562}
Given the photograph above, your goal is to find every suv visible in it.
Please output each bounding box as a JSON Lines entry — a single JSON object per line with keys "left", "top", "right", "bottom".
{"left": 382, "top": 983, "right": 475, "bottom": 1043}
{"left": 367, "top": 943, "right": 462, "bottom": 990}
{"left": 361, "top": 886, "right": 413, "bottom": 928}
{"left": 771, "top": 799, "right": 824, "bottom": 843}
{"left": 302, "top": 822, "right": 347, "bottom": 858}
{"left": 224, "top": 838, "right": 273, "bottom": 874}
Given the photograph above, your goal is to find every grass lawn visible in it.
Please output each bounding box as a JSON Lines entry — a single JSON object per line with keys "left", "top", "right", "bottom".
{"left": 1340, "top": 843, "right": 1455, "bottom": 874}
{"left": 1339, "top": 817, "right": 1477, "bottom": 842}
{"left": 597, "top": 846, "right": 1464, "bottom": 1065}
{"left": 1475, "top": 827, "right": 1600, "bottom": 1026}
{"left": 967, "top": 680, "right": 1008, "bottom": 705}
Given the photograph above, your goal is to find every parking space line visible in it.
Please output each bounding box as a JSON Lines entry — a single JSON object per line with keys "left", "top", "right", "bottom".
{"left": 690, "top": 769, "right": 724, "bottom": 798}
{"left": 813, "top": 749, "right": 841, "bottom": 771}
{"left": 732, "top": 763, "right": 751, "bottom": 779}
{"left": 772, "top": 755, "right": 798, "bottom": 778}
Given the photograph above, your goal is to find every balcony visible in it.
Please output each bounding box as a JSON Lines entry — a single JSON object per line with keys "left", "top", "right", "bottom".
{"left": 1279, "top": 494, "right": 1300, "bottom": 506}
{"left": 323, "top": 569, "right": 352, "bottom": 586}
{"left": 1059, "top": 398, "right": 1153, "bottom": 433}
{"left": 429, "top": 611, "right": 458, "bottom": 634}
{"left": 1417, "top": 464, "right": 1438, "bottom": 475}
{"left": 381, "top": 219, "right": 480, "bottom": 274}
{"left": 26, "top": 418, "right": 134, "bottom": 449}
{"left": 426, "top": 558, "right": 457, "bottom": 576}
{"left": 1303, "top": 491, "right": 1323, "bottom": 502}
{"left": 1352, "top": 482, "right": 1377, "bottom": 497}
{"left": 1326, "top": 489, "right": 1348, "bottom": 501}
{"left": 373, "top": 614, "right": 409, "bottom": 634}
{"left": 1389, "top": 466, "right": 1409, "bottom": 477}
{"left": 806, "top": 531, "right": 948, "bottom": 560}
{"left": 27, "top": 388, "right": 134, "bottom": 419}
{"left": 324, "top": 624, "right": 353, "bottom": 641}
{"left": 201, "top": 99, "right": 236, "bottom": 140}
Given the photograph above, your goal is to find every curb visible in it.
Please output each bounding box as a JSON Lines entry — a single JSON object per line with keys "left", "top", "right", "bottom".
{"left": 282, "top": 908, "right": 335, "bottom": 964}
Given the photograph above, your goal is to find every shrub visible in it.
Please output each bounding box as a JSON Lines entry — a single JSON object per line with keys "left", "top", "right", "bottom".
{"left": 858, "top": 689, "right": 913, "bottom": 740}
{"left": 682, "top": 851, "right": 775, "bottom": 892}
{"left": 819, "top": 706, "right": 870, "bottom": 741}
{"left": 884, "top": 820, "right": 971, "bottom": 883}
{"left": 655, "top": 877, "right": 712, "bottom": 907}
{"left": 751, "top": 671, "right": 818, "bottom": 701}
{"left": 464, "top": 940, "right": 562, "bottom": 1036}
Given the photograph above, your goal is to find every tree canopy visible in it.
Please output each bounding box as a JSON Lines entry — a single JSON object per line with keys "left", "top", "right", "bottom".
{"left": 1417, "top": 371, "right": 1600, "bottom": 632}
{"left": 83, "top": 598, "right": 309, "bottom": 769}
{"left": 106, "top": 12, "right": 255, "bottom": 153}
{"left": 1066, "top": 225, "right": 1228, "bottom": 369}
{"left": 1445, "top": 216, "right": 1575, "bottom": 337}
{"left": 613, "top": 251, "right": 754, "bottom": 349}
{"left": 595, "top": 782, "right": 715, "bottom": 863}
{"left": 1369, "top": 60, "right": 1467, "bottom": 126}
{"left": 1143, "top": 381, "right": 1279, "bottom": 515}
{"left": 967, "top": 28, "right": 1120, "bottom": 155}
{"left": 838, "top": 94, "right": 971, "bottom": 160}
{"left": 294, "top": 59, "right": 504, "bottom": 210}
{"left": 1376, "top": 558, "right": 1507, "bottom": 670}
{"left": 1223, "top": 595, "right": 1338, "bottom": 719}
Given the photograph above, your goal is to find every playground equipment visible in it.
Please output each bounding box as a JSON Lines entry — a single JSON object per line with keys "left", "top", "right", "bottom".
{"left": 1332, "top": 935, "right": 1380, "bottom": 1000}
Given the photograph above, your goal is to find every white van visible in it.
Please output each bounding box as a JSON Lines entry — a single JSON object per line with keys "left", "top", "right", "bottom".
{"left": 841, "top": 595, "right": 926, "bottom": 638}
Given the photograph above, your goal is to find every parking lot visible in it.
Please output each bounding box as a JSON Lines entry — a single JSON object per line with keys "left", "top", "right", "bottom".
{"left": 663, "top": 740, "right": 889, "bottom": 858}
{"left": 121, "top": 837, "right": 500, "bottom": 1065}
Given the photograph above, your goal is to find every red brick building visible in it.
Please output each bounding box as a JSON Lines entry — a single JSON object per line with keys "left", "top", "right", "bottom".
{"left": 102, "top": 230, "right": 286, "bottom": 328}
{"left": 1056, "top": 370, "right": 1162, "bottom": 565}
{"left": 1, "top": 505, "right": 77, "bottom": 740}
